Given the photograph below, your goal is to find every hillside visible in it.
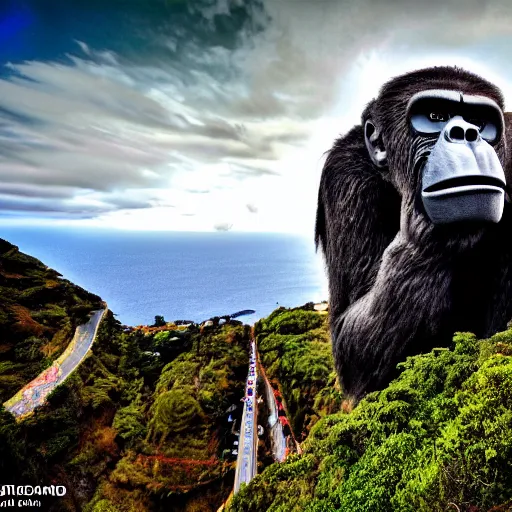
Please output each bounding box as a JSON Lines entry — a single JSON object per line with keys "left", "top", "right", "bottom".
{"left": 0, "top": 238, "right": 103, "bottom": 402}
{"left": 255, "top": 305, "right": 341, "bottom": 442}
{"left": 228, "top": 328, "right": 512, "bottom": 512}
{"left": 3, "top": 238, "right": 512, "bottom": 511}
{"left": 85, "top": 316, "right": 251, "bottom": 511}
{"left": 0, "top": 309, "right": 253, "bottom": 511}
{"left": 0, "top": 296, "right": 345, "bottom": 512}
{"left": 0, "top": 237, "right": 257, "bottom": 511}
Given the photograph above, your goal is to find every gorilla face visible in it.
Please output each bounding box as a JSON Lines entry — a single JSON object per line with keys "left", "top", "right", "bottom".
{"left": 407, "top": 89, "right": 507, "bottom": 224}
{"left": 363, "top": 69, "right": 509, "bottom": 233}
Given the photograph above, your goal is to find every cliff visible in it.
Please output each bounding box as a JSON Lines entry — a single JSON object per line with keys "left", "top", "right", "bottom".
{"left": 0, "top": 238, "right": 103, "bottom": 402}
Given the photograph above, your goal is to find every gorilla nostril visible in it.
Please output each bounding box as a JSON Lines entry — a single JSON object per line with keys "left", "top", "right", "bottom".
{"left": 466, "top": 128, "right": 478, "bottom": 142}
{"left": 449, "top": 126, "right": 465, "bottom": 141}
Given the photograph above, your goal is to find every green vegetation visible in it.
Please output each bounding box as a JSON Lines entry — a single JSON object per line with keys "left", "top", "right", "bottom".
{"left": 3, "top": 237, "right": 512, "bottom": 511}
{"left": 153, "top": 315, "right": 166, "bottom": 327}
{"left": 229, "top": 329, "right": 512, "bottom": 512}
{"left": 0, "top": 238, "right": 103, "bottom": 401}
{"left": 88, "top": 319, "right": 249, "bottom": 511}
{"left": 0, "top": 305, "right": 251, "bottom": 511}
{"left": 255, "top": 305, "right": 341, "bottom": 441}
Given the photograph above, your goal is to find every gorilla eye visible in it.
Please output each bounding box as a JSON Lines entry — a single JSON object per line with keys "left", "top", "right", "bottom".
{"left": 428, "top": 112, "right": 450, "bottom": 122}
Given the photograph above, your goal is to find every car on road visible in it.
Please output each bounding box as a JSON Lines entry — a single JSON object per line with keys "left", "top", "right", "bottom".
{"left": 247, "top": 388, "right": 253, "bottom": 396}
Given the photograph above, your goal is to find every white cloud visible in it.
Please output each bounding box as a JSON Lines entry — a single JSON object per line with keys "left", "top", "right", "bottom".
{"left": 2, "top": 0, "right": 512, "bottom": 236}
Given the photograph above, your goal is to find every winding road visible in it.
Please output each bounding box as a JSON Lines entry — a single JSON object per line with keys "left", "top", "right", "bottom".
{"left": 3, "top": 308, "right": 107, "bottom": 419}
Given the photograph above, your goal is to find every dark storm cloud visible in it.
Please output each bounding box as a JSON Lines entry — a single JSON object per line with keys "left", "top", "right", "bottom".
{"left": 0, "top": 0, "right": 277, "bottom": 218}
{"left": 0, "top": 191, "right": 156, "bottom": 216}
{"left": 0, "top": 195, "right": 107, "bottom": 215}
{"left": 0, "top": 182, "right": 79, "bottom": 199}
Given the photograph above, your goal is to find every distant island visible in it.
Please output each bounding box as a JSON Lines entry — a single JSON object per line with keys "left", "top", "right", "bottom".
{"left": 229, "top": 309, "right": 256, "bottom": 319}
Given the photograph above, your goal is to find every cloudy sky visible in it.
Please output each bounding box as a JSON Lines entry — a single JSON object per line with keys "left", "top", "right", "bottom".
{"left": 2, "top": 0, "right": 512, "bottom": 234}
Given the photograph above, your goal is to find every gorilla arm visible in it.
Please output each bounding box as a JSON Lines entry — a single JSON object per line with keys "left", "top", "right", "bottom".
{"left": 317, "top": 127, "right": 456, "bottom": 401}
{"left": 332, "top": 229, "right": 454, "bottom": 400}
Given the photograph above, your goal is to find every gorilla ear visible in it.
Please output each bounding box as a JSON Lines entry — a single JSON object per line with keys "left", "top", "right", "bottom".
{"left": 364, "top": 120, "right": 387, "bottom": 168}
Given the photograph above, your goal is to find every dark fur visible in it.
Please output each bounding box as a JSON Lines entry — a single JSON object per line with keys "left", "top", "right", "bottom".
{"left": 316, "top": 66, "right": 512, "bottom": 400}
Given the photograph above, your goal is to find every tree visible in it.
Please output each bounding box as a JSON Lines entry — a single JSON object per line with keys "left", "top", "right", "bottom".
{"left": 154, "top": 315, "right": 166, "bottom": 327}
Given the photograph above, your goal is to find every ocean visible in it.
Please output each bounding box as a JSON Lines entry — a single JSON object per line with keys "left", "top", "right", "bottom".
{"left": 0, "top": 227, "right": 328, "bottom": 327}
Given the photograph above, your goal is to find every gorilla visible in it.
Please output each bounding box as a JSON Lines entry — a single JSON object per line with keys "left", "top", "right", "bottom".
{"left": 315, "top": 66, "right": 512, "bottom": 401}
